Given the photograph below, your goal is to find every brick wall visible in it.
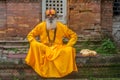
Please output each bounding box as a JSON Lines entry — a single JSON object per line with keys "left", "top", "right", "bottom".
{"left": 6, "top": 0, "right": 42, "bottom": 38}
{"left": 101, "top": 0, "right": 113, "bottom": 38}
{"left": 0, "top": 1, "right": 6, "bottom": 39}
{"left": 69, "top": 0, "right": 101, "bottom": 40}
{"left": 0, "top": 0, "right": 113, "bottom": 40}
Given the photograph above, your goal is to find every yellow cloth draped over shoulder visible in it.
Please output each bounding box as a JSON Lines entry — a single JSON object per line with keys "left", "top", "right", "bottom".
{"left": 25, "top": 21, "right": 78, "bottom": 78}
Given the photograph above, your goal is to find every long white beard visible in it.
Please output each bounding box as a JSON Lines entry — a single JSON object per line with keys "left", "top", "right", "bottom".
{"left": 46, "top": 18, "right": 57, "bottom": 30}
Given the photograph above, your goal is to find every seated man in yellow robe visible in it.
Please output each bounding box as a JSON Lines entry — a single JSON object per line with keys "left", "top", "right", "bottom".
{"left": 25, "top": 9, "right": 78, "bottom": 78}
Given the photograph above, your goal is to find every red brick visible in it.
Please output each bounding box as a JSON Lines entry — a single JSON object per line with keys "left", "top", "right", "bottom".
{"left": 0, "top": 0, "right": 114, "bottom": 40}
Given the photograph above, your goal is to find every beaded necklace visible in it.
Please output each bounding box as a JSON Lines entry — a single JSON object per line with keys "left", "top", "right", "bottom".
{"left": 46, "top": 28, "right": 57, "bottom": 46}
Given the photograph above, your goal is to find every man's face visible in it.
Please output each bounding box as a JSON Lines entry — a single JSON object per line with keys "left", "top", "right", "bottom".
{"left": 46, "top": 14, "right": 56, "bottom": 23}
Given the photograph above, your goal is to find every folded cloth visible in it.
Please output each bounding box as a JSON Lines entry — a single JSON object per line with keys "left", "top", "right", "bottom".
{"left": 80, "top": 49, "right": 97, "bottom": 57}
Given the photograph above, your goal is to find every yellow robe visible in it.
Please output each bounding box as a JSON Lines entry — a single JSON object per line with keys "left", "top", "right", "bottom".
{"left": 25, "top": 21, "right": 78, "bottom": 78}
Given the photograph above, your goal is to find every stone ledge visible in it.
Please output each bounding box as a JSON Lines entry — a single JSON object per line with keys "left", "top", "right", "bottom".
{"left": 0, "top": 45, "right": 28, "bottom": 49}
{"left": 0, "top": 63, "right": 120, "bottom": 79}
{"left": 0, "top": 54, "right": 120, "bottom": 79}
{"left": 0, "top": 53, "right": 120, "bottom": 64}
{"left": 0, "top": 54, "right": 120, "bottom": 66}
{"left": 0, "top": 62, "right": 120, "bottom": 69}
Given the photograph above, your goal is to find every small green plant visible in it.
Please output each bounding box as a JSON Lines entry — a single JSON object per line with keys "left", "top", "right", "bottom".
{"left": 76, "top": 38, "right": 118, "bottom": 55}
{"left": 95, "top": 38, "right": 117, "bottom": 54}
{"left": 8, "top": 48, "right": 18, "bottom": 53}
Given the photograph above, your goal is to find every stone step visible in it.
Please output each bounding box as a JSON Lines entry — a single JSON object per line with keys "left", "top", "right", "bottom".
{"left": 0, "top": 45, "right": 28, "bottom": 54}
{"left": 7, "top": 54, "right": 26, "bottom": 59}
{"left": 0, "top": 63, "right": 120, "bottom": 79}
{"left": 0, "top": 39, "right": 119, "bottom": 79}
{"left": 4, "top": 53, "right": 99, "bottom": 59}
{"left": 0, "top": 40, "right": 100, "bottom": 50}
{"left": 0, "top": 39, "right": 101, "bottom": 44}
{"left": 0, "top": 54, "right": 120, "bottom": 79}
{"left": 0, "top": 40, "right": 28, "bottom": 43}
{"left": 0, "top": 45, "right": 28, "bottom": 49}
{"left": 0, "top": 40, "right": 29, "bottom": 47}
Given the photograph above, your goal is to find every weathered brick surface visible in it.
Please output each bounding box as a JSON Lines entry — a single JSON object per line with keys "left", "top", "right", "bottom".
{"left": 101, "top": 0, "right": 113, "bottom": 37}
{"left": 0, "top": 0, "right": 113, "bottom": 40}
{"left": 6, "top": 1, "right": 41, "bottom": 38}
{"left": 0, "top": 1, "right": 7, "bottom": 39}
{"left": 69, "top": 0, "right": 101, "bottom": 40}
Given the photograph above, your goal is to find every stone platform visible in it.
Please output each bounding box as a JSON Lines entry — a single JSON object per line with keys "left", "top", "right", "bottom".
{"left": 0, "top": 40, "right": 120, "bottom": 80}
